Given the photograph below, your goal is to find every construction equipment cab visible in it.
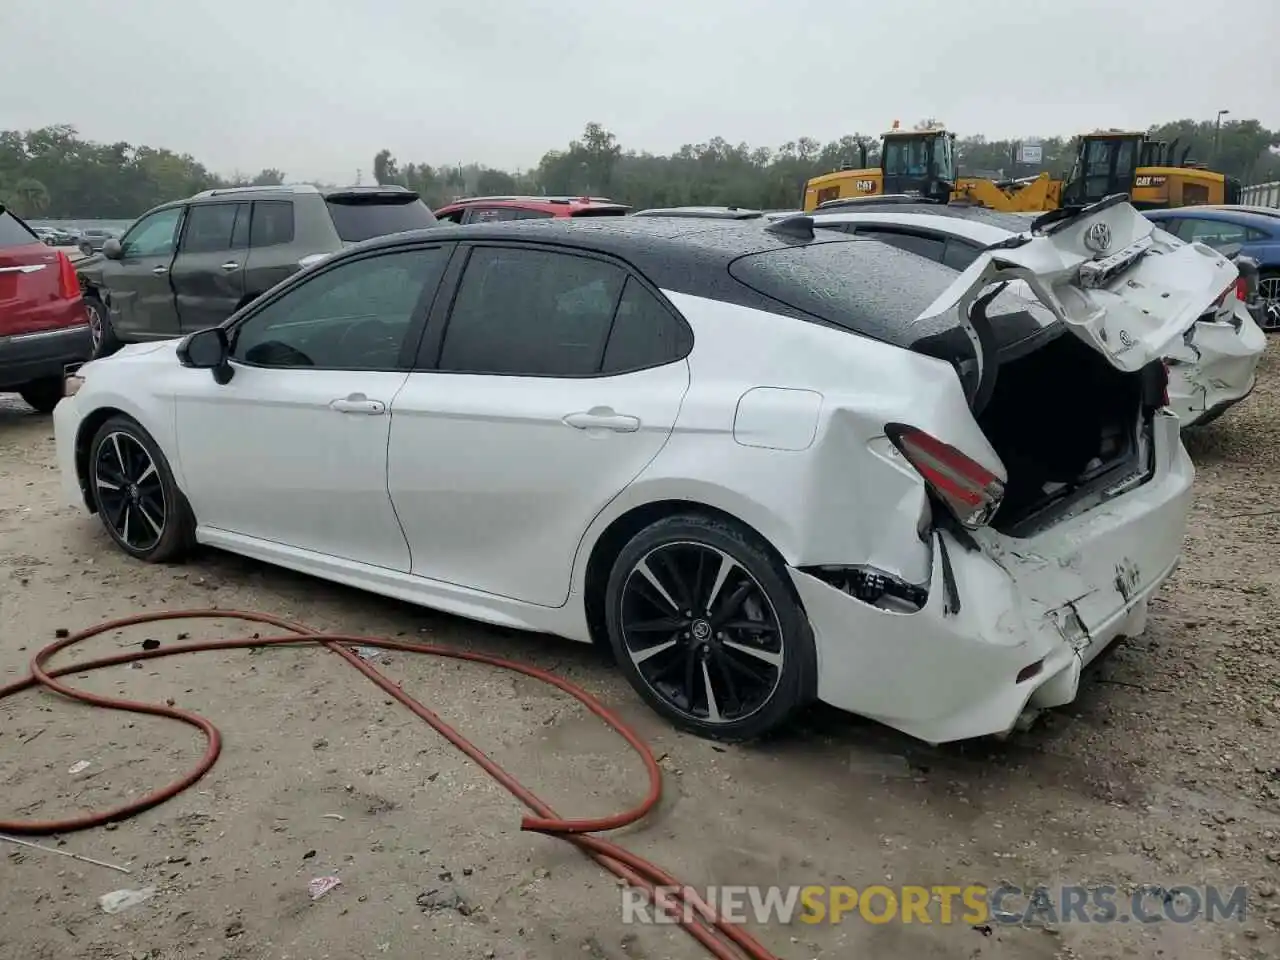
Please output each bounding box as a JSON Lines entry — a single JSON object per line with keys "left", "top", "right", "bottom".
{"left": 1061, "top": 131, "right": 1242, "bottom": 209}
{"left": 803, "top": 123, "right": 956, "bottom": 210}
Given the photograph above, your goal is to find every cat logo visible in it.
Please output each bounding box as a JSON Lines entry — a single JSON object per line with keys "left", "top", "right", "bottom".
{"left": 1134, "top": 175, "right": 1167, "bottom": 188}
{"left": 855, "top": 180, "right": 876, "bottom": 192}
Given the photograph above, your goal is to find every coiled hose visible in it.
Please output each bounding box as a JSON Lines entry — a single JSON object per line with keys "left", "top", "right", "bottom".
{"left": 0, "top": 609, "right": 781, "bottom": 960}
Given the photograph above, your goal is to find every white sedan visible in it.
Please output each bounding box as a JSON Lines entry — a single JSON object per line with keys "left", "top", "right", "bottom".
{"left": 799, "top": 202, "right": 1266, "bottom": 428}
{"left": 54, "top": 200, "right": 1227, "bottom": 743}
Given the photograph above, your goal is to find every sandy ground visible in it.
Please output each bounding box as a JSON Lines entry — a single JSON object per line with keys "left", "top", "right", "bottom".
{"left": 2, "top": 346, "right": 1279, "bottom": 960}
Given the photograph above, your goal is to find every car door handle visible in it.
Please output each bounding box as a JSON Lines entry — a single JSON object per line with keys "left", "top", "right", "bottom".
{"left": 152, "top": 266, "right": 168, "bottom": 275}
{"left": 330, "top": 393, "right": 386, "bottom": 415}
{"left": 221, "top": 261, "right": 240, "bottom": 271}
{"left": 562, "top": 409, "right": 641, "bottom": 432}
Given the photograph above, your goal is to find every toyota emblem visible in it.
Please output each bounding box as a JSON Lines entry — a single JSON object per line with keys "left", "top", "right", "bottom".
{"left": 1084, "top": 221, "right": 1113, "bottom": 254}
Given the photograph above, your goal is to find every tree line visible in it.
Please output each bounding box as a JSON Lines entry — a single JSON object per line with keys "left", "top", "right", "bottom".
{"left": 3, "top": 118, "right": 1278, "bottom": 220}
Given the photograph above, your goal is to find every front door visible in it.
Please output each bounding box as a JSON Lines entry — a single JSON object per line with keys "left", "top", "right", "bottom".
{"left": 388, "top": 244, "right": 690, "bottom": 607}
{"left": 106, "top": 206, "right": 185, "bottom": 340}
{"left": 172, "top": 244, "right": 451, "bottom": 570}
{"left": 171, "top": 201, "right": 249, "bottom": 332}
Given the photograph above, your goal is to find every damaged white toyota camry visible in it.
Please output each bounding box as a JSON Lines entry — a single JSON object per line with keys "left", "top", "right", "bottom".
{"left": 53, "top": 197, "right": 1229, "bottom": 743}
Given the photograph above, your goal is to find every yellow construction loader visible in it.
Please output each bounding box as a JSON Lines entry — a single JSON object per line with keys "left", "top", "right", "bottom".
{"left": 802, "top": 125, "right": 1240, "bottom": 212}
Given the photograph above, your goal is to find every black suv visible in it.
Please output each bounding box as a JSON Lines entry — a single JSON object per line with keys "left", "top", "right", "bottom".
{"left": 77, "top": 184, "right": 437, "bottom": 357}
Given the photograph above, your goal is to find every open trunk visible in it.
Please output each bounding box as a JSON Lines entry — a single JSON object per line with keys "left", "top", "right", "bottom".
{"left": 977, "top": 333, "right": 1162, "bottom": 536}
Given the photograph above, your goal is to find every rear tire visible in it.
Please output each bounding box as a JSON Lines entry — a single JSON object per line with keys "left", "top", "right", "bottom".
{"left": 18, "top": 377, "right": 63, "bottom": 414}
{"left": 88, "top": 415, "right": 194, "bottom": 563}
{"left": 604, "top": 513, "right": 816, "bottom": 741}
{"left": 1259, "top": 270, "right": 1280, "bottom": 332}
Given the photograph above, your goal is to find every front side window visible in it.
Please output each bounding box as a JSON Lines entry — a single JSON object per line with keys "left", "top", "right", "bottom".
{"left": 437, "top": 247, "right": 625, "bottom": 376}
{"left": 121, "top": 207, "right": 184, "bottom": 259}
{"left": 231, "top": 247, "right": 447, "bottom": 370}
{"left": 883, "top": 138, "right": 930, "bottom": 178}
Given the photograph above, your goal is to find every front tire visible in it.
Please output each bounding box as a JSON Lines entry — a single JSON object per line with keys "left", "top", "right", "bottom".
{"left": 83, "top": 294, "right": 120, "bottom": 358}
{"left": 18, "top": 377, "right": 64, "bottom": 414}
{"left": 604, "top": 514, "right": 816, "bottom": 741}
{"left": 88, "top": 416, "right": 194, "bottom": 562}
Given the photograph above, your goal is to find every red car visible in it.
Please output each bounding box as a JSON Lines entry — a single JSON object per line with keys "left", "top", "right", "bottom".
{"left": 0, "top": 208, "right": 92, "bottom": 412}
{"left": 432, "top": 195, "right": 629, "bottom": 224}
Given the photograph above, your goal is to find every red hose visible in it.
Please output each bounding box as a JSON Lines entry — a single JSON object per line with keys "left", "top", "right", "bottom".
{"left": 0, "top": 610, "right": 780, "bottom": 960}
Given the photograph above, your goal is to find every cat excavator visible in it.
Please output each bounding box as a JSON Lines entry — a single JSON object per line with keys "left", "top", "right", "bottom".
{"left": 802, "top": 124, "right": 1240, "bottom": 213}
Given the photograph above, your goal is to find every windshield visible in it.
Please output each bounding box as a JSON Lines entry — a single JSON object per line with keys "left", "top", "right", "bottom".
{"left": 0, "top": 211, "right": 39, "bottom": 248}
{"left": 883, "top": 138, "right": 931, "bottom": 178}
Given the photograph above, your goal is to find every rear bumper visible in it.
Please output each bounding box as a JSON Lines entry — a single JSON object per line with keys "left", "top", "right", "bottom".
{"left": 0, "top": 322, "right": 92, "bottom": 390}
{"left": 793, "top": 410, "right": 1193, "bottom": 744}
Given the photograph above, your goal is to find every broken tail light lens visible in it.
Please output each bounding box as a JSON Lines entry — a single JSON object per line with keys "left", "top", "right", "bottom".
{"left": 1235, "top": 276, "right": 1249, "bottom": 302}
{"left": 56, "top": 251, "right": 79, "bottom": 300}
{"left": 886, "top": 424, "right": 1005, "bottom": 529}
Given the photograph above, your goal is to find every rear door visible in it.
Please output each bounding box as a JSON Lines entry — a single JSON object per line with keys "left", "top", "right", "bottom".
{"left": 387, "top": 243, "right": 691, "bottom": 607}
{"left": 0, "top": 211, "right": 68, "bottom": 336}
{"left": 106, "top": 206, "right": 185, "bottom": 340}
{"left": 917, "top": 198, "right": 1240, "bottom": 373}
{"left": 171, "top": 201, "right": 249, "bottom": 332}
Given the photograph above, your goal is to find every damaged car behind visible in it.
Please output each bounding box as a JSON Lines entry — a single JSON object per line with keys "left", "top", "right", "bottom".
{"left": 53, "top": 198, "right": 1231, "bottom": 744}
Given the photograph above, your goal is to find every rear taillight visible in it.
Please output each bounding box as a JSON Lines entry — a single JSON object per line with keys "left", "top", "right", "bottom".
{"left": 1160, "top": 361, "right": 1171, "bottom": 406}
{"left": 1236, "top": 276, "right": 1249, "bottom": 302}
{"left": 886, "top": 424, "right": 1005, "bottom": 529}
{"left": 56, "top": 252, "right": 79, "bottom": 300}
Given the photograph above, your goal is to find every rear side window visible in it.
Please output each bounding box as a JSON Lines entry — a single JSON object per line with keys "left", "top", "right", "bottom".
{"left": 325, "top": 195, "right": 438, "bottom": 242}
{"left": 251, "top": 201, "right": 295, "bottom": 247}
{"left": 601, "top": 278, "right": 690, "bottom": 373}
{"left": 181, "top": 202, "right": 247, "bottom": 253}
{"left": 0, "top": 211, "right": 39, "bottom": 248}
{"left": 438, "top": 247, "right": 625, "bottom": 376}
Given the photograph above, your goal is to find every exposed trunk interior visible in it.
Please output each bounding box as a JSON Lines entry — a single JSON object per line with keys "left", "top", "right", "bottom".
{"left": 978, "top": 334, "right": 1155, "bottom": 536}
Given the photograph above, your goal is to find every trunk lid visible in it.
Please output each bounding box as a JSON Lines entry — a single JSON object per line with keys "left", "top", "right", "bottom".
{"left": 0, "top": 209, "right": 69, "bottom": 337}
{"left": 914, "top": 195, "right": 1239, "bottom": 377}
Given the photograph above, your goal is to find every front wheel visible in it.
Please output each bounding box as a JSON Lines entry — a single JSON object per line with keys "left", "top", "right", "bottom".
{"left": 604, "top": 514, "right": 816, "bottom": 741}
{"left": 83, "top": 294, "right": 120, "bottom": 359}
{"left": 88, "top": 415, "right": 194, "bottom": 562}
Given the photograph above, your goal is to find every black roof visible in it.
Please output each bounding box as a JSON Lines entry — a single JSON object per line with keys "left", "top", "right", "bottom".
{"left": 340, "top": 216, "right": 1037, "bottom": 352}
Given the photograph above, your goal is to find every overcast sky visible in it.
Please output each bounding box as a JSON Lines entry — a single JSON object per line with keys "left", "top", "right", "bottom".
{"left": 3, "top": 0, "right": 1277, "bottom": 184}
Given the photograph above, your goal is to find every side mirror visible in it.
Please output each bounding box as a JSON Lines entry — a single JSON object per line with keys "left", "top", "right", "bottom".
{"left": 102, "top": 238, "right": 123, "bottom": 260}
{"left": 177, "top": 327, "right": 234, "bottom": 384}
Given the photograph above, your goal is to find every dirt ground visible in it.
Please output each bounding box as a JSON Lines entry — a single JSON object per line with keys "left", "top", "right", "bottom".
{"left": 2, "top": 347, "right": 1279, "bottom": 960}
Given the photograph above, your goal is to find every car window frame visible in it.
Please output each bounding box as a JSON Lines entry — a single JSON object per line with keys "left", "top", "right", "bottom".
{"left": 220, "top": 240, "right": 457, "bottom": 372}
{"left": 119, "top": 205, "right": 186, "bottom": 260}
{"left": 412, "top": 240, "right": 694, "bottom": 379}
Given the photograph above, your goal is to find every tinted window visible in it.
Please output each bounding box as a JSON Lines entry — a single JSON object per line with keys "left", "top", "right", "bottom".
{"left": 325, "top": 196, "right": 438, "bottom": 242}
{"left": 181, "top": 203, "right": 242, "bottom": 253}
{"left": 466, "top": 206, "right": 553, "bottom": 223}
{"left": 1246, "top": 227, "right": 1270, "bottom": 242}
{"left": 860, "top": 229, "right": 946, "bottom": 261}
{"left": 231, "top": 247, "right": 446, "bottom": 370}
{"left": 942, "top": 238, "right": 980, "bottom": 270}
{"left": 601, "top": 278, "right": 690, "bottom": 373}
{"left": 250, "top": 201, "right": 295, "bottom": 247}
{"left": 435, "top": 209, "right": 466, "bottom": 224}
{"left": 1180, "top": 219, "right": 1248, "bottom": 247}
{"left": 438, "top": 247, "right": 624, "bottom": 376}
{"left": 121, "top": 207, "right": 183, "bottom": 258}
{"left": 0, "top": 211, "right": 38, "bottom": 248}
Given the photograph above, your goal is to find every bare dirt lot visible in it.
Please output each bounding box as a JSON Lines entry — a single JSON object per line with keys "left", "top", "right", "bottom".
{"left": 2, "top": 348, "right": 1279, "bottom": 960}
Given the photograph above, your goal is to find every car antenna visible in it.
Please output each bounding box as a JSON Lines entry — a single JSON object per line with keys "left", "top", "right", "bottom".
{"left": 765, "top": 214, "right": 815, "bottom": 240}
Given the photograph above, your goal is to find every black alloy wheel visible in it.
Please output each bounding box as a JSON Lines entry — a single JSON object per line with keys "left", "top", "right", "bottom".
{"left": 606, "top": 515, "right": 814, "bottom": 740}
{"left": 88, "top": 416, "right": 193, "bottom": 562}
